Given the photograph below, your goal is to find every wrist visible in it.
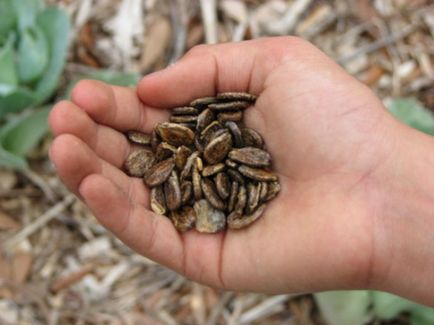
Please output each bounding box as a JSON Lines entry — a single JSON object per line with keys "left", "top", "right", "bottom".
{"left": 371, "top": 122, "right": 434, "bottom": 306}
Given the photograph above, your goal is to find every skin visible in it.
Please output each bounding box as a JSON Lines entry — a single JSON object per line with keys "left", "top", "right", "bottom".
{"left": 48, "top": 37, "right": 434, "bottom": 307}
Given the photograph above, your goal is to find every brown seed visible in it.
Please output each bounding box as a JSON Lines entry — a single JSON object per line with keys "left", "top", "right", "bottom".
{"left": 225, "top": 159, "right": 238, "bottom": 169}
{"left": 217, "top": 92, "right": 256, "bottom": 102}
{"left": 246, "top": 182, "right": 260, "bottom": 214}
{"left": 150, "top": 186, "right": 166, "bottom": 215}
{"left": 227, "top": 204, "right": 266, "bottom": 230}
{"left": 241, "top": 128, "right": 264, "bottom": 148}
{"left": 228, "top": 181, "right": 239, "bottom": 212}
{"left": 181, "top": 181, "right": 193, "bottom": 205}
{"left": 127, "top": 131, "right": 151, "bottom": 145}
{"left": 192, "top": 164, "right": 202, "bottom": 200}
{"left": 196, "top": 108, "right": 215, "bottom": 131}
{"left": 203, "top": 132, "right": 232, "bottom": 164}
{"left": 151, "top": 129, "right": 160, "bottom": 151}
{"left": 214, "top": 172, "right": 230, "bottom": 200}
{"left": 208, "top": 101, "right": 251, "bottom": 111}
{"left": 155, "top": 142, "right": 177, "bottom": 161}
{"left": 172, "top": 106, "right": 199, "bottom": 115}
{"left": 171, "top": 206, "right": 196, "bottom": 232}
{"left": 259, "top": 182, "right": 268, "bottom": 202}
{"left": 234, "top": 185, "right": 247, "bottom": 213}
{"left": 143, "top": 158, "right": 175, "bottom": 187}
{"left": 125, "top": 149, "right": 155, "bottom": 177}
{"left": 170, "top": 115, "right": 198, "bottom": 124}
{"left": 225, "top": 121, "right": 243, "bottom": 147}
{"left": 178, "top": 122, "right": 197, "bottom": 130}
{"left": 227, "top": 169, "right": 245, "bottom": 184}
{"left": 164, "top": 171, "right": 182, "bottom": 211}
{"left": 200, "top": 120, "right": 221, "bottom": 139}
{"left": 202, "top": 163, "right": 225, "bottom": 177}
{"left": 156, "top": 122, "right": 195, "bottom": 146}
{"left": 194, "top": 137, "right": 205, "bottom": 153}
{"left": 201, "top": 178, "right": 226, "bottom": 210}
{"left": 238, "top": 165, "right": 278, "bottom": 182}
{"left": 218, "top": 111, "right": 243, "bottom": 123}
{"left": 229, "top": 147, "right": 271, "bottom": 167}
{"left": 194, "top": 199, "right": 226, "bottom": 233}
{"left": 196, "top": 157, "right": 203, "bottom": 171}
{"left": 266, "top": 181, "right": 281, "bottom": 201}
{"left": 180, "top": 151, "right": 200, "bottom": 181}
{"left": 190, "top": 96, "right": 218, "bottom": 108}
{"left": 174, "top": 146, "right": 192, "bottom": 170}
{"left": 226, "top": 210, "right": 242, "bottom": 225}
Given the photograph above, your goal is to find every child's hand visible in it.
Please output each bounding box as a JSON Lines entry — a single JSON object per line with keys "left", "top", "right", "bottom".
{"left": 49, "top": 37, "right": 434, "bottom": 306}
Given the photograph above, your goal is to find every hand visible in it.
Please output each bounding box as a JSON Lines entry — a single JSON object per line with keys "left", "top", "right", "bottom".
{"left": 49, "top": 37, "right": 433, "bottom": 305}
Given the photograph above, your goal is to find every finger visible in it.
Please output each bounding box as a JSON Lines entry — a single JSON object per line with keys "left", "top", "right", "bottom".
{"left": 49, "top": 100, "right": 134, "bottom": 168}
{"left": 71, "top": 80, "right": 169, "bottom": 132}
{"left": 137, "top": 37, "right": 299, "bottom": 108}
{"left": 79, "top": 173, "right": 184, "bottom": 271}
{"left": 50, "top": 134, "right": 147, "bottom": 205}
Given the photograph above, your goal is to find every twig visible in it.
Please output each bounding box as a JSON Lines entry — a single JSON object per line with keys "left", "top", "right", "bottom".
{"left": 200, "top": 0, "right": 218, "bottom": 44}
{"left": 169, "top": 0, "right": 188, "bottom": 63}
{"left": 205, "top": 292, "right": 234, "bottom": 325}
{"left": 3, "top": 194, "right": 75, "bottom": 250}
{"left": 20, "top": 169, "right": 57, "bottom": 202}
{"left": 50, "top": 264, "right": 94, "bottom": 293}
{"left": 239, "top": 295, "right": 291, "bottom": 324}
{"left": 338, "top": 24, "right": 416, "bottom": 64}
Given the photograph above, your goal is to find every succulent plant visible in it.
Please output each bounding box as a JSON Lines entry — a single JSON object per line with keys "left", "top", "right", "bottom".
{"left": 0, "top": 0, "right": 70, "bottom": 117}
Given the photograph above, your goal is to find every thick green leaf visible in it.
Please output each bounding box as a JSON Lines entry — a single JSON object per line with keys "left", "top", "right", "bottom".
{"left": 0, "top": 6, "right": 70, "bottom": 115}
{"left": 314, "top": 291, "right": 372, "bottom": 325}
{"left": 0, "top": 34, "right": 18, "bottom": 96}
{"left": 388, "top": 98, "right": 434, "bottom": 135}
{"left": 12, "top": 0, "right": 42, "bottom": 31}
{"left": 32, "top": 7, "right": 70, "bottom": 104}
{"left": 0, "top": 87, "right": 37, "bottom": 117}
{"left": 17, "top": 26, "right": 48, "bottom": 83}
{"left": 0, "top": 147, "right": 27, "bottom": 168}
{"left": 0, "top": 107, "right": 50, "bottom": 157}
{"left": 372, "top": 291, "right": 415, "bottom": 319}
{"left": 64, "top": 69, "right": 140, "bottom": 99}
{"left": 411, "top": 306, "right": 434, "bottom": 325}
{"left": 0, "top": 0, "right": 16, "bottom": 40}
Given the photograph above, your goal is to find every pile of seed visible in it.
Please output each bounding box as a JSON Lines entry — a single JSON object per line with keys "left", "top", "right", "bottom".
{"left": 124, "top": 92, "right": 280, "bottom": 233}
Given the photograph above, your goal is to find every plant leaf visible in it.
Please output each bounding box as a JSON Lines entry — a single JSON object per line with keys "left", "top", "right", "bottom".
{"left": 17, "top": 26, "right": 48, "bottom": 83}
{"left": 0, "top": 107, "right": 50, "bottom": 157}
{"left": 11, "top": 0, "right": 42, "bottom": 31}
{"left": 314, "top": 291, "right": 372, "bottom": 325}
{"left": 411, "top": 306, "right": 434, "bottom": 325}
{"left": 0, "top": 146, "right": 27, "bottom": 169}
{"left": 32, "top": 7, "right": 70, "bottom": 105}
{"left": 0, "top": 0, "right": 16, "bottom": 40}
{"left": 388, "top": 98, "right": 434, "bottom": 136}
{"left": 0, "top": 87, "right": 37, "bottom": 117}
{"left": 372, "top": 291, "right": 415, "bottom": 319}
{"left": 0, "top": 34, "right": 18, "bottom": 96}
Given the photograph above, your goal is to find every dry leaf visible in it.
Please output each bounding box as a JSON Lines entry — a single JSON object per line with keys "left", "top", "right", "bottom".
{"left": 11, "top": 253, "right": 32, "bottom": 285}
{"left": 140, "top": 17, "right": 172, "bottom": 72}
{"left": 0, "top": 211, "right": 20, "bottom": 230}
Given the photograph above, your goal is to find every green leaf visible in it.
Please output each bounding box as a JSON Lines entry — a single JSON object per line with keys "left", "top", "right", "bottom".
{"left": 0, "top": 34, "right": 18, "bottom": 96}
{"left": 314, "top": 291, "right": 372, "bottom": 325}
{"left": 0, "top": 0, "right": 16, "bottom": 40}
{"left": 0, "top": 6, "right": 70, "bottom": 115}
{"left": 388, "top": 98, "right": 434, "bottom": 136}
{"left": 17, "top": 26, "right": 48, "bottom": 83}
{"left": 32, "top": 7, "right": 70, "bottom": 104}
{"left": 411, "top": 306, "right": 434, "bottom": 325}
{"left": 64, "top": 69, "right": 139, "bottom": 99}
{"left": 12, "top": 0, "right": 42, "bottom": 31}
{"left": 372, "top": 291, "right": 415, "bottom": 319}
{"left": 0, "top": 107, "right": 50, "bottom": 169}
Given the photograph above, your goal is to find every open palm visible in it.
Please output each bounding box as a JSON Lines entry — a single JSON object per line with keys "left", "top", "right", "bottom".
{"left": 49, "top": 37, "right": 399, "bottom": 294}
